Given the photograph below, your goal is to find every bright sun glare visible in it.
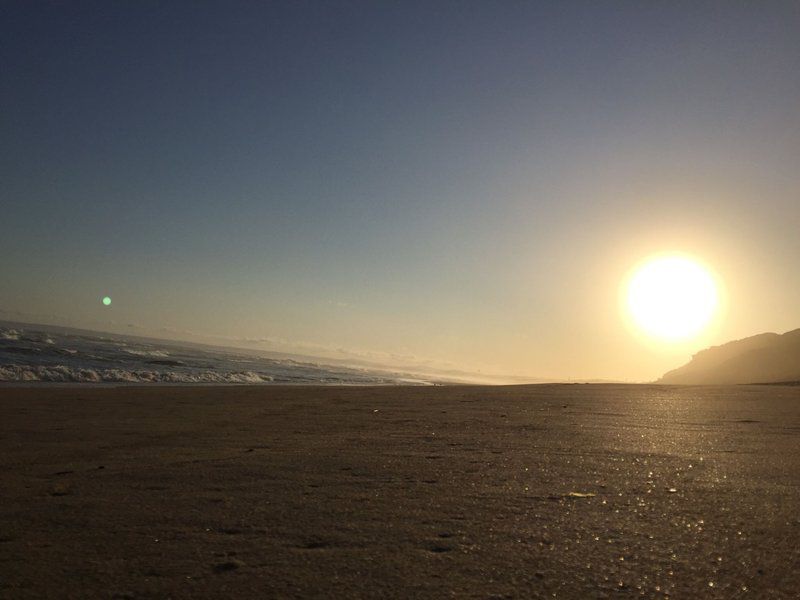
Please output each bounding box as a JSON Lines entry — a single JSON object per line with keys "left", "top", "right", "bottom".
{"left": 626, "top": 255, "right": 719, "bottom": 341}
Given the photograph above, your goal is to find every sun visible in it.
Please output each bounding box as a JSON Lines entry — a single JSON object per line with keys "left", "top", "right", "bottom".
{"left": 625, "top": 254, "right": 719, "bottom": 341}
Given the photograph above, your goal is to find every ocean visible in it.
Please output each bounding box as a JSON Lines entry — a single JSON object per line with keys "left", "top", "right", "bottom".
{"left": 0, "top": 322, "right": 429, "bottom": 385}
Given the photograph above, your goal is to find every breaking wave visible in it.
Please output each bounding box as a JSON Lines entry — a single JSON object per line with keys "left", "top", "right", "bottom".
{"left": 0, "top": 364, "right": 274, "bottom": 384}
{"left": 121, "top": 348, "right": 170, "bottom": 358}
{"left": 0, "top": 324, "right": 430, "bottom": 385}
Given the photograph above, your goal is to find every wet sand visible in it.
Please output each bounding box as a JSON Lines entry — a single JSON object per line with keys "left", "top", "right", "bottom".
{"left": 2, "top": 384, "right": 800, "bottom": 598}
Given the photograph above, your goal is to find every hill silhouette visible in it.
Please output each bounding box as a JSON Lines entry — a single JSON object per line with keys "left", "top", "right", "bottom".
{"left": 659, "top": 329, "right": 800, "bottom": 384}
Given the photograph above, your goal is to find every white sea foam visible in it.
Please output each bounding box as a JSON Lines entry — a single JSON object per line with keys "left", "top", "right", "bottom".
{"left": 0, "top": 364, "right": 274, "bottom": 384}
{"left": 121, "top": 348, "right": 171, "bottom": 358}
{"left": 0, "top": 329, "right": 21, "bottom": 341}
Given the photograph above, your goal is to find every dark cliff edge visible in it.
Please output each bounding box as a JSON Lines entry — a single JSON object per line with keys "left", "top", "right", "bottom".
{"left": 659, "top": 328, "right": 800, "bottom": 385}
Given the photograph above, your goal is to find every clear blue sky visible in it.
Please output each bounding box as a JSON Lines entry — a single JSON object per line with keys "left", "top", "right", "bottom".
{"left": 2, "top": 1, "right": 799, "bottom": 380}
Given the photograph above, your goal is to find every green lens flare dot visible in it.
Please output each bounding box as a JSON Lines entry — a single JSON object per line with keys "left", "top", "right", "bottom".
{"left": 102, "top": 296, "right": 112, "bottom": 306}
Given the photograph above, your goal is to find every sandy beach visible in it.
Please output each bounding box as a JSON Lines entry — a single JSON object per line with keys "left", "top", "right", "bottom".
{"left": 2, "top": 384, "right": 800, "bottom": 598}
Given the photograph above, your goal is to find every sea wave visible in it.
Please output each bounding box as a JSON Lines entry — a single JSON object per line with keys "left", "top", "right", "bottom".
{"left": 0, "top": 364, "right": 274, "bottom": 384}
{"left": 0, "top": 324, "right": 427, "bottom": 385}
{"left": 121, "top": 348, "right": 171, "bottom": 358}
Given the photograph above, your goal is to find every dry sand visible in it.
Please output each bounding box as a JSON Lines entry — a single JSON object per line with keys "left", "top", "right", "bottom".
{"left": 1, "top": 384, "right": 800, "bottom": 598}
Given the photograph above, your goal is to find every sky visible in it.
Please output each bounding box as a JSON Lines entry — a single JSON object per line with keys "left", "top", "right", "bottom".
{"left": 2, "top": 1, "right": 799, "bottom": 381}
